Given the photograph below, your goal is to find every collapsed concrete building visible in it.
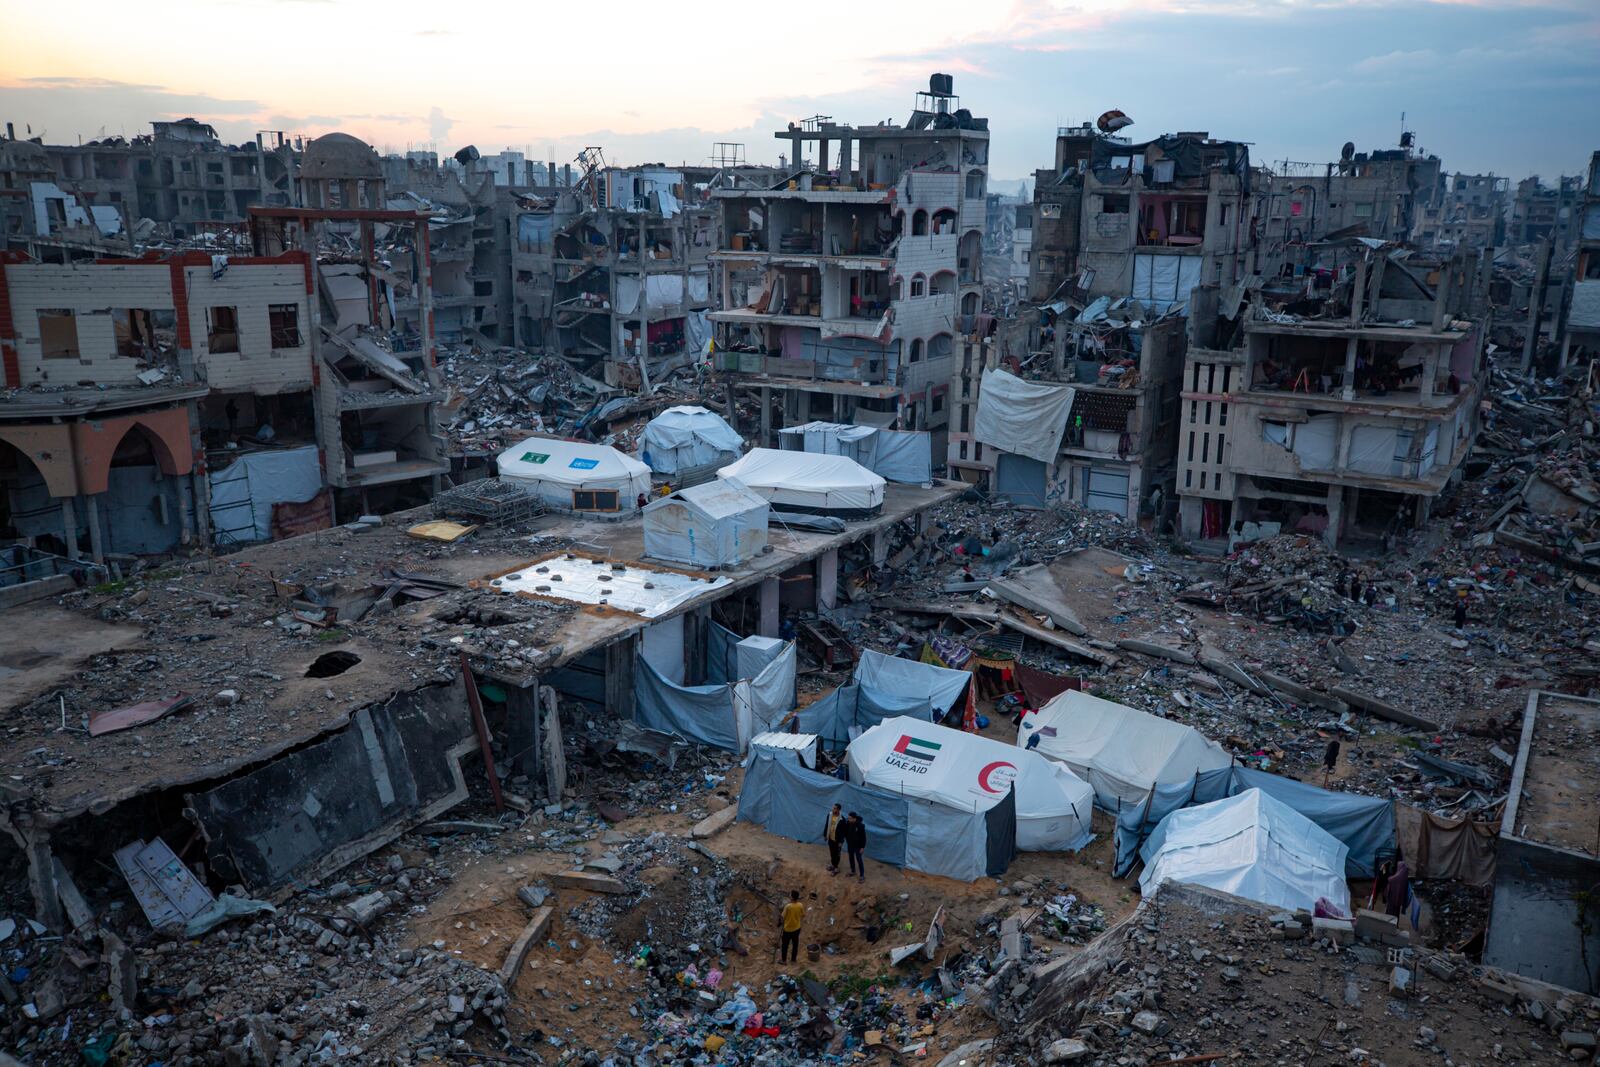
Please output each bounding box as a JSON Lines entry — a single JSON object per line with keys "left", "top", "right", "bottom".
{"left": 1557, "top": 149, "right": 1600, "bottom": 368}
{"left": 0, "top": 131, "right": 448, "bottom": 577}
{"left": 1176, "top": 245, "right": 1487, "bottom": 547}
{"left": 709, "top": 75, "right": 988, "bottom": 449}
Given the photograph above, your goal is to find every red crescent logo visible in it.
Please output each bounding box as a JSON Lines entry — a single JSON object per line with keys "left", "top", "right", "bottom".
{"left": 978, "top": 760, "right": 1017, "bottom": 794}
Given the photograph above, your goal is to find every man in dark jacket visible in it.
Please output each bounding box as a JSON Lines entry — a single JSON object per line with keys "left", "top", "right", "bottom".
{"left": 844, "top": 812, "right": 867, "bottom": 882}
{"left": 823, "top": 803, "right": 844, "bottom": 875}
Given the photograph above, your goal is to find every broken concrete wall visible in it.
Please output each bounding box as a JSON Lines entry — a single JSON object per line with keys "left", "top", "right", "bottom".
{"left": 186, "top": 677, "right": 474, "bottom": 896}
{"left": 1484, "top": 834, "right": 1600, "bottom": 993}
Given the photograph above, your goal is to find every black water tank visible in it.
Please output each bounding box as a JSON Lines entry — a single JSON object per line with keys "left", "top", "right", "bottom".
{"left": 929, "top": 72, "right": 954, "bottom": 96}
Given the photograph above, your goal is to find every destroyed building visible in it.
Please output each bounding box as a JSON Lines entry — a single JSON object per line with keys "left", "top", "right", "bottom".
{"left": 1508, "top": 171, "right": 1585, "bottom": 250}
{"left": 709, "top": 74, "right": 988, "bottom": 449}
{"left": 3, "top": 118, "right": 299, "bottom": 247}
{"left": 1027, "top": 123, "right": 1259, "bottom": 312}
{"left": 1557, "top": 149, "right": 1600, "bottom": 368}
{"left": 1411, "top": 171, "right": 1508, "bottom": 253}
{"left": 1262, "top": 138, "right": 1443, "bottom": 260}
{"left": 0, "top": 131, "right": 448, "bottom": 572}
{"left": 1176, "top": 244, "right": 1487, "bottom": 547}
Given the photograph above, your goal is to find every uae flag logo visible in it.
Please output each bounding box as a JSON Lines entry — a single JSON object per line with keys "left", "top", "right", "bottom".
{"left": 894, "top": 735, "right": 940, "bottom": 763}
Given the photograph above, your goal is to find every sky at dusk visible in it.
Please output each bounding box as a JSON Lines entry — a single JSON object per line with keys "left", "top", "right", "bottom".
{"left": 2, "top": 0, "right": 1597, "bottom": 188}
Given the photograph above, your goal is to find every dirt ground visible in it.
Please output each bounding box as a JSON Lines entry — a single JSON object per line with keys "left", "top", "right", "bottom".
{"left": 402, "top": 780, "right": 1141, "bottom": 1055}
{"left": 1516, "top": 697, "right": 1600, "bottom": 855}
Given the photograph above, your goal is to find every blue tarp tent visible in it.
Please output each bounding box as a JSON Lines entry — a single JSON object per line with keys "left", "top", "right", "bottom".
{"left": 854, "top": 649, "right": 971, "bottom": 722}
{"left": 793, "top": 684, "right": 933, "bottom": 748}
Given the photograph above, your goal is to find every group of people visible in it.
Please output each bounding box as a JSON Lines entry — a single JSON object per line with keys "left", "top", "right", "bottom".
{"left": 775, "top": 806, "right": 870, "bottom": 964}
{"left": 1335, "top": 568, "right": 1380, "bottom": 607}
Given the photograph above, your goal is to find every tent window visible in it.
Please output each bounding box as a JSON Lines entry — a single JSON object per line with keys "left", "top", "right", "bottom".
{"left": 573, "top": 489, "right": 620, "bottom": 512}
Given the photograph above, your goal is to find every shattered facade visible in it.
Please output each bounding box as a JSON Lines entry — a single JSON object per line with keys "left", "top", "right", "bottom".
{"left": 1558, "top": 149, "right": 1600, "bottom": 368}
{"left": 710, "top": 75, "right": 988, "bottom": 449}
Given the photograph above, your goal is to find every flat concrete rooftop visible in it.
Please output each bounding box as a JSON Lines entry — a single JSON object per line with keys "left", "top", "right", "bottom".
{"left": 1504, "top": 691, "right": 1600, "bottom": 856}
{"left": 0, "top": 479, "right": 960, "bottom": 824}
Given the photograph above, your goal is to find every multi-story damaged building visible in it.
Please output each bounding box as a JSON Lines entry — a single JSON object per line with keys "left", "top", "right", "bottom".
{"left": 1508, "top": 173, "right": 1584, "bottom": 250}
{"left": 709, "top": 75, "right": 988, "bottom": 445}
{"left": 1412, "top": 172, "right": 1507, "bottom": 253}
{"left": 1176, "top": 246, "right": 1486, "bottom": 548}
{"left": 1028, "top": 124, "right": 1258, "bottom": 312}
{"left": 1557, "top": 149, "right": 1600, "bottom": 368}
{"left": 0, "top": 131, "right": 446, "bottom": 570}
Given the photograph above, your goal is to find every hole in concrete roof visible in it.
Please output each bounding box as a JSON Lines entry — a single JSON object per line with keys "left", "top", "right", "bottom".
{"left": 305, "top": 651, "right": 361, "bottom": 678}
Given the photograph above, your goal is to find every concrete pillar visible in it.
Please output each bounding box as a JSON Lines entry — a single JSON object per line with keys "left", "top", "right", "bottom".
{"left": 505, "top": 682, "right": 541, "bottom": 780}
{"left": 1324, "top": 486, "right": 1345, "bottom": 549}
{"left": 839, "top": 137, "right": 853, "bottom": 183}
{"left": 758, "top": 577, "right": 781, "bottom": 637}
{"left": 84, "top": 494, "right": 105, "bottom": 564}
{"left": 816, "top": 548, "right": 839, "bottom": 612}
{"left": 23, "top": 828, "right": 64, "bottom": 933}
{"left": 1419, "top": 342, "right": 1439, "bottom": 401}
{"left": 759, "top": 386, "right": 772, "bottom": 448}
{"left": 1341, "top": 337, "right": 1359, "bottom": 400}
{"left": 871, "top": 529, "right": 890, "bottom": 565}
{"left": 59, "top": 497, "right": 80, "bottom": 560}
{"left": 603, "top": 639, "right": 636, "bottom": 720}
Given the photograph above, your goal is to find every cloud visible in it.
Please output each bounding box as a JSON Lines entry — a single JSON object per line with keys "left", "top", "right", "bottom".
{"left": 268, "top": 113, "right": 344, "bottom": 127}
{"left": 1353, "top": 48, "right": 1440, "bottom": 72}
{"left": 427, "top": 106, "right": 454, "bottom": 144}
{"left": 20, "top": 75, "right": 165, "bottom": 91}
{"left": 414, "top": 28, "right": 453, "bottom": 36}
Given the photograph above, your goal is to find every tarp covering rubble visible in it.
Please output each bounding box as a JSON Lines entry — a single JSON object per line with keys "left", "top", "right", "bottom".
{"left": 497, "top": 437, "right": 652, "bottom": 512}
{"left": 775, "top": 421, "right": 934, "bottom": 485}
{"left": 637, "top": 405, "right": 744, "bottom": 475}
{"left": 633, "top": 637, "right": 796, "bottom": 753}
{"left": 1138, "top": 788, "right": 1351, "bottom": 913}
{"left": 208, "top": 446, "right": 322, "bottom": 544}
{"left": 1018, "top": 691, "right": 1231, "bottom": 810}
{"left": 845, "top": 717, "right": 1094, "bottom": 852}
{"left": 739, "top": 748, "right": 1016, "bottom": 882}
{"left": 642, "top": 479, "right": 768, "bottom": 568}
{"left": 1111, "top": 764, "right": 1396, "bottom": 880}
{"left": 717, "top": 449, "right": 885, "bottom": 517}
{"left": 973, "top": 369, "right": 1076, "bottom": 464}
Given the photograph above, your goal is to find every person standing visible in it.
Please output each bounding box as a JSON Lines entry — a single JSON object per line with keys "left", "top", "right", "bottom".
{"left": 1453, "top": 589, "right": 1468, "bottom": 630}
{"left": 823, "top": 803, "right": 844, "bottom": 875}
{"left": 844, "top": 812, "right": 868, "bottom": 882}
{"left": 779, "top": 891, "right": 804, "bottom": 963}
{"left": 1322, "top": 738, "right": 1341, "bottom": 788}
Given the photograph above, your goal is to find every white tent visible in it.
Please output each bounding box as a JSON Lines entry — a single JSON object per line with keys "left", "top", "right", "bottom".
{"left": 497, "top": 437, "right": 652, "bottom": 514}
{"left": 638, "top": 406, "right": 744, "bottom": 475}
{"left": 1138, "top": 789, "right": 1350, "bottom": 913}
{"left": 717, "top": 448, "right": 885, "bottom": 517}
{"left": 1017, "top": 691, "right": 1232, "bottom": 811}
{"left": 847, "top": 718, "right": 1094, "bottom": 852}
{"left": 776, "top": 421, "right": 934, "bottom": 485}
{"left": 642, "top": 478, "right": 769, "bottom": 568}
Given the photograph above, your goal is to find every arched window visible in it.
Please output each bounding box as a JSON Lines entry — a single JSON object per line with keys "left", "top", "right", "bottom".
{"left": 961, "top": 291, "right": 979, "bottom": 316}
{"left": 912, "top": 209, "right": 928, "bottom": 236}
{"left": 909, "top": 339, "right": 923, "bottom": 363}
{"left": 929, "top": 270, "right": 956, "bottom": 295}
{"left": 910, "top": 273, "right": 926, "bottom": 298}
{"left": 928, "top": 333, "right": 954, "bottom": 362}
{"left": 932, "top": 208, "right": 957, "bottom": 234}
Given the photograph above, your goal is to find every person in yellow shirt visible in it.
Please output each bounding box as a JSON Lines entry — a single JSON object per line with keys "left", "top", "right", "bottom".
{"left": 779, "top": 890, "right": 804, "bottom": 963}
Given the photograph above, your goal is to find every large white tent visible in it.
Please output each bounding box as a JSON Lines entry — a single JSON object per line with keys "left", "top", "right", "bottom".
{"left": 1017, "top": 691, "right": 1232, "bottom": 811}
{"left": 1138, "top": 788, "right": 1350, "bottom": 913}
{"left": 847, "top": 718, "right": 1094, "bottom": 852}
{"left": 638, "top": 406, "right": 744, "bottom": 475}
{"left": 497, "top": 437, "right": 652, "bottom": 514}
{"left": 642, "top": 478, "right": 769, "bottom": 568}
{"left": 717, "top": 448, "right": 885, "bottom": 517}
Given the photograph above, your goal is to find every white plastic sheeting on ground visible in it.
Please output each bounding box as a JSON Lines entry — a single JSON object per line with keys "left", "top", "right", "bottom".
{"left": 1017, "top": 691, "right": 1232, "bottom": 811}
{"left": 642, "top": 479, "right": 769, "bottom": 568}
{"left": 776, "top": 422, "right": 933, "bottom": 485}
{"left": 974, "top": 370, "right": 1076, "bottom": 464}
{"left": 1138, "top": 788, "right": 1350, "bottom": 913}
{"left": 638, "top": 406, "right": 744, "bottom": 474}
{"left": 717, "top": 449, "right": 885, "bottom": 515}
{"left": 853, "top": 650, "right": 971, "bottom": 721}
{"left": 491, "top": 557, "right": 730, "bottom": 619}
{"left": 497, "top": 437, "right": 652, "bottom": 512}
{"left": 846, "top": 718, "right": 1094, "bottom": 852}
{"left": 207, "top": 446, "right": 322, "bottom": 544}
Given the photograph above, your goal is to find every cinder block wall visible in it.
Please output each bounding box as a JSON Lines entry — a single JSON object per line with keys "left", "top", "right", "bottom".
{"left": 7, "top": 263, "right": 174, "bottom": 387}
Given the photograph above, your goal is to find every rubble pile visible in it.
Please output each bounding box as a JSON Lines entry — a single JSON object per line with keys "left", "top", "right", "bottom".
{"left": 1016, "top": 884, "right": 1600, "bottom": 1067}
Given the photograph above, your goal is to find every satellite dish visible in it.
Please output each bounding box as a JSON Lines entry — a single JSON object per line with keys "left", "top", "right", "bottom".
{"left": 1096, "top": 109, "right": 1134, "bottom": 133}
{"left": 1340, "top": 141, "right": 1355, "bottom": 162}
{"left": 454, "top": 144, "right": 480, "bottom": 165}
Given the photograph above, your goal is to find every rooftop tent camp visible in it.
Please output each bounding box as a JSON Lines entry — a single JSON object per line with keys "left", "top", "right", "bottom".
{"left": 1017, "top": 691, "right": 1232, "bottom": 812}
{"left": 716, "top": 449, "right": 885, "bottom": 518}
{"left": 497, "top": 437, "right": 652, "bottom": 515}
{"left": 642, "top": 479, "right": 769, "bottom": 568}
{"left": 853, "top": 649, "right": 973, "bottom": 725}
{"left": 1138, "top": 788, "right": 1351, "bottom": 914}
{"left": 637, "top": 405, "right": 744, "bottom": 476}
{"left": 776, "top": 421, "right": 934, "bottom": 486}
{"left": 845, "top": 717, "right": 1094, "bottom": 852}
{"left": 739, "top": 748, "right": 1016, "bottom": 882}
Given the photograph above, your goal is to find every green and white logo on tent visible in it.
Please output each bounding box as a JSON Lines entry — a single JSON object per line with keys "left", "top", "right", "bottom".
{"left": 887, "top": 734, "right": 940, "bottom": 774}
{"left": 520, "top": 452, "right": 550, "bottom": 464}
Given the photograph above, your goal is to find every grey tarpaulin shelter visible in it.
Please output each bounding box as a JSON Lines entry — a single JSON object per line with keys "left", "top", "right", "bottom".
{"left": 854, "top": 649, "right": 973, "bottom": 723}
{"left": 776, "top": 421, "right": 934, "bottom": 486}
{"left": 739, "top": 750, "right": 1015, "bottom": 882}
{"left": 633, "top": 633, "right": 797, "bottom": 752}
{"left": 638, "top": 405, "right": 744, "bottom": 475}
{"left": 642, "top": 479, "right": 769, "bottom": 568}
{"left": 793, "top": 683, "right": 934, "bottom": 748}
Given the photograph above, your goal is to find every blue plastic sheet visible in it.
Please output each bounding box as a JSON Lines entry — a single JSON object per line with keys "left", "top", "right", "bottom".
{"left": 1113, "top": 765, "right": 1394, "bottom": 879}
{"left": 793, "top": 683, "right": 932, "bottom": 748}
{"left": 633, "top": 656, "right": 740, "bottom": 751}
{"left": 739, "top": 752, "right": 908, "bottom": 867}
